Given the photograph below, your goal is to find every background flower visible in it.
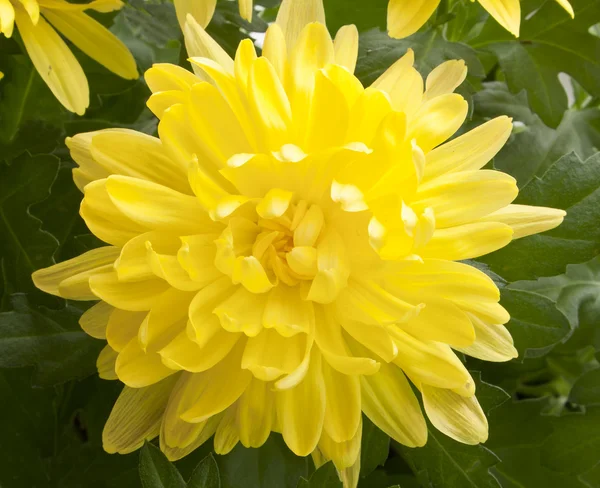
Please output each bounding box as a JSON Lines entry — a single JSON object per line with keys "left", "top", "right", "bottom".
{"left": 388, "top": 0, "right": 574, "bottom": 38}
{"left": 0, "top": 0, "right": 138, "bottom": 114}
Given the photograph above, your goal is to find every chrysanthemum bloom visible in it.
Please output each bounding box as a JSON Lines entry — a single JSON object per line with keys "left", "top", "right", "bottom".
{"left": 174, "top": 0, "right": 253, "bottom": 29}
{"left": 388, "top": 0, "right": 574, "bottom": 38}
{"left": 32, "top": 0, "right": 565, "bottom": 484}
{"left": 0, "top": 0, "right": 137, "bottom": 114}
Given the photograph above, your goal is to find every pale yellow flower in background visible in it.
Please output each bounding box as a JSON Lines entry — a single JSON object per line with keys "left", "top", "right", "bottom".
{"left": 0, "top": 0, "right": 138, "bottom": 114}
{"left": 388, "top": 0, "right": 575, "bottom": 38}
{"left": 32, "top": 0, "right": 565, "bottom": 485}
{"left": 174, "top": 0, "right": 253, "bottom": 30}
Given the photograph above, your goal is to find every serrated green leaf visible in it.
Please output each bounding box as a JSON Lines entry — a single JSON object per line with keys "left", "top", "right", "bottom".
{"left": 396, "top": 430, "right": 501, "bottom": 488}
{"left": 296, "top": 462, "right": 341, "bottom": 488}
{"left": 187, "top": 453, "right": 221, "bottom": 488}
{"left": 500, "top": 288, "right": 571, "bottom": 358}
{"left": 471, "top": 0, "right": 600, "bottom": 127}
{"left": 140, "top": 442, "right": 186, "bottom": 488}
{"left": 0, "top": 295, "right": 101, "bottom": 385}
{"left": 360, "top": 416, "right": 390, "bottom": 478}
{"left": 216, "top": 434, "right": 309, "bottom": 488}
{"left": 0, "top": 154, "right": 61, "bottom": 306}
{"left": 355, "top": 29, "right": 485, "bottom": 87}
{"left": 473, "top": 83, "right": 600, "bottom": 188}
{"left": 324, "top": 0, "right": 387, "bottom": 34}
{"left": 510, "top": 256, "right": 600, "bottom": 355}
{"left": 481, "top": 152, "right": 600, "bottom": 281}
{"left": 541, "top": 407, "right": 600, "bottom": 475}
{"left": 471, "top": 372, "right": 510, "bottom": 414}
{"left": 570, "top": 368, "right": 600, "bottom": 406}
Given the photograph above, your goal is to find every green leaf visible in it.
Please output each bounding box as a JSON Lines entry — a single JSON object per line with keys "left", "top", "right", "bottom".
{"left": 541, "top": 407, "right": 600, "bottom": 475}
{"left": 187, "top": 454, "right": 221, "bottom": 488}
{"left": 471, "top": 0, "right": 600, "bottom": 127}
{"left": 471, "top": 372, "right": 510, "bottom": 414}
{"left": 140, "top": 442, "right": 186, "bottom": 488}
{"left": 360, "top": 416, "right": 390, "bottom": 478}
{"left": 499, "top": 287, "right": 571, "bottom": 358}
{"left": 485, "top": 398, "right": 588, "bottom": 487}
{"left": 570, "top": 368, "right": 600, "bottom": 406}
{"left": 473, "top": 82, "right": 600, "bottom": 188}
{"left": 296, "top": 462, "right": 341, "bottom": 488}
{"left": 324, "top": 0, "right": 387, "bottom": 34}
{"left": 481, "top": 152, "right": 600, "bottom": 281}
{"left": 509, "top": 256, "right": 600, "bottom": 353}
{"left": 0, "top": 295, "right": 102, "bottom": 385}
{"left": 396, "top": 430, "right": 501, "bottom": 488}
{"left": 0, "top": 154, "right": 60, "bottom": 304}
{"left": 355, "top": 29, "right": 485, "bottom": 88}
{"left": 216, "top": 434, "right": 310, "bottom": 488}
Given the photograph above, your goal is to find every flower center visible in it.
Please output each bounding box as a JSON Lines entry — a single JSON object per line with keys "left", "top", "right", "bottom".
{"left": 214, "top": 195, "right": 329, "bottom": 294}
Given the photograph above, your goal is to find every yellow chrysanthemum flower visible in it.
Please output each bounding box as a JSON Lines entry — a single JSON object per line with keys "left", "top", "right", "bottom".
{"left": 388, "top": 0, "right": 574, "bottom": 38}
{"left": 32, "top": 0, "right": 565, "bottom": 484}
{"left": 0, "top": 0, "right": 137, "bottom": 114}
{"left": 174, "top": 0, "right": 253, "bottom": 29}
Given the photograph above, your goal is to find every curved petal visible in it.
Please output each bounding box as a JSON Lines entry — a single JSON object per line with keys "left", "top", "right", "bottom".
{"left": 387, "top": 0, "right": 441, "bottom": 39}
{"left": 478, "top": 0, "right": 520, "bottom": 37}
{"left": 41, "top": 8, "right": 137, "bottom": 79}
{"left": 15, "top": 9, "right": 88, "bottom": 114}
{"left": 79, "top": 300, "right": 113, "bottom": 339}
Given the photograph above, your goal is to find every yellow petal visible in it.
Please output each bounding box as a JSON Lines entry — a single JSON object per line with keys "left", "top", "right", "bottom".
{"left": 397, "top": 297, "right": 475, "bottom": 347}
{"left": 413, "top": 170, "right": 518, "bottom": 228}
{"left": 106, "top": 308, "right": 146, "bottom": 352}
{"left": 138, "top": 288, "right": 195, "bottom": 351}
{"left": 263, "top": 285, "right": 314, "bottom": 337}
{"left": 183, "top": 14, "right": 233, "bottom": 75}
{"left": 458, "top": 314, "right": 517, "bottom": 362}
{"left": 360, "top": 359, "right": 427, "bottom": 447}
{"left": 333, "top": 24, "right": 359, "bottom": 73}
{"left": 160, "top": 372, "right": 220, "bottom": 452}
{"left": 307, "top": 228, "right": 350, "bottom": 304}
{"left": 242, "top": 328, "right": 307, "bottom": 381}
{"left": 318, "top": 417, "right": 362, "bottom": 470}
{"left": 180, "top": 341, "right": 252, "bottom": 423}
{"left": 477, "top": 204, "right": 566, "bottom": 239}
{"left": 422, "top": 384, "right": 488, "bottom": 444}
{"left": 32, "top": 246, "right": 119, "bottom": 297}
{"left": 89, "top": 271, "right": 170, "bottom": 312}
{"left": 80, "top": 301, "right": 113, "bottom": 339}
{"left": 322, "top": 360, "right": 361, "bottom": 443}
{"left": 18, "top": 0, "right": 39, "bottom": 24}
{"left": 276, "top": 0, "right": 326, "bottom": 50}
{"left": 420, "top": 222, "right": 513, "bottom": 261}
{"left": 555, "top": 0, "right": 574, "bottom": 17}
{"left": 262, "top": 23, "right": 287, "bottom": 80}
{"left": 239, "top": 0, "right": 253, "bottom": 21}
{"left": 103, "top": 375, "right": 178, "bottom": 454}
{"left": 38, "top": 0, "right": 123, "bottom": 13}
{"left": 81, "top": 179, "right": 149, "bottom": 246}
{"left": 97, "top": 344, "right": 118, "bottom": 380}
{"left": 116, "top": 337, "right": 176, "bottom": 388}
{"left": 423, "top": 116, "right": 513, "bottom": 180}
{"left": 409, "top": 93, "right": 468, "bottom": 152}
{"left": 178, "top": 234, "right": 222, "bottom": 286}
{"left": 42, "top": 8, "right": 137, "bottom": 79}
{"left": 0, "top": 0, "right": 15, "bottom": 37}
{"left": 89, "top": 130, "right": 190, "bottom": 194}
{"left": 174, "top": 0, "right": 215, "bottom": 29}
{"left": 159, "top": 329, "right": 240, "bottom": 373}
{"left": 248, "top": 57, "right": 292, "bottom": 151}
{"left": 105, "top": 175, "right": 214, "bottom": 234}
{"left": 347, "top": 88, "right": 393, "bottom": 146}
{"left": 214, "top": 405, "right": 239, "bottom": 454}
{"left": 114, "top": 231, "right": 173, "bottom": 282}
{"left": 390, "top": 328, "right": 473, "bottom": 391}
{"left": 67, "top": 130, "right": 111, "bottom": 191}
{"left": 276, "top": 348, "right": 326, "bottom": 456}
{"left": 147, "top": 90, "right": 188, "bottom": 119}
{"left": 147, "top": 243, "right": 203, "bottom": 292}
{"left": 478, "top": 0, "right": 520, "bottom": 37}
{"left": 14, "top": 9, "right": 88, "bottom": 114}
{"left": 314, "top": 306, "right": 380, "bottom": 376}
{"left": 341, "top": 319, "right": 398, "bottom": 363}
{"left": 423, "top": 60, "right": 467, "bottom": 101}
{"left": 237, "top": 378, "right": 274, "bottom": 448}
{"left": 213, "top": 285, "right": 265, "bottom": 337}
{"left": 387, "top": 0, "right": 441, "bottom": 39}
{"left": 145, "top": 63, "right": 199, "bottom": 93}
